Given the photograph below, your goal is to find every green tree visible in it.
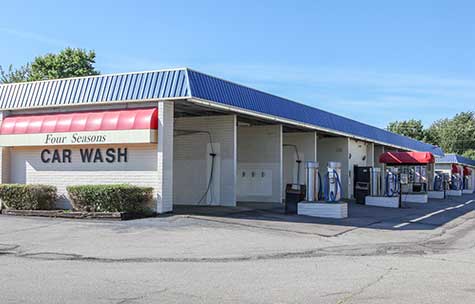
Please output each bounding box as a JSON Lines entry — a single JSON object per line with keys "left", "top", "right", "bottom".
{"left": 0, "top": 47, "right": 99, "bottom": 84}
{"left": 427, "top": 112, "right": 475, "bottom": 155}
{"left": 387, "top": 119, "right": 426, "bottom": 141}
{"left": 0, "top": 64, "right": 30, "bottom": 83}
{"left": 462, "top": 149, "right": 475, "bottom": 160}
{"left": 29, "top": 48, "right": 99, "bottom": 81}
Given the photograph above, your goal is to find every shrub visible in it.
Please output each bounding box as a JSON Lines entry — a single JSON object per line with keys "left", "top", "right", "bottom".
{"left": 66, "top": 184, "right": 154, "bottom": 213}
{"left": 0, "top": 184, "right": 57, "bottom": 210}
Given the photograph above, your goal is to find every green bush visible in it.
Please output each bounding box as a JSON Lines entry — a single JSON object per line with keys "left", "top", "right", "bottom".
{"left": 0, "top": 184, "right": 57, "bottom": 210}
{"left": 66, "top": 184, "right": 154, "bottom": 213}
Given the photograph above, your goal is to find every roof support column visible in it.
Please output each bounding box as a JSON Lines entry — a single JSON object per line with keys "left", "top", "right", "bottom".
{"left": 156, "top": 101, "right": 174, "bottom": 213}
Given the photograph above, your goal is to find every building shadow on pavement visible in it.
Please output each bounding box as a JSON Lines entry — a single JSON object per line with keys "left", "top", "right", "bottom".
{"left": 172, "top": 194, "right": 475, "bottom": 234}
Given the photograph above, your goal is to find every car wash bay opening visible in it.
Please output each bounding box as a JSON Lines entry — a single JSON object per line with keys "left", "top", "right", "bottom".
{"left": 0, "top": 68, "right": 444, "bottom": 213}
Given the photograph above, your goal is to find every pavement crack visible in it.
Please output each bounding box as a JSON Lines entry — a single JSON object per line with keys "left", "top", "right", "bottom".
{"left": 336, "top": 267, "right": 394, "bottom": 304}
{"left": 185, "top": 215, "right": 357, "bottom": 238}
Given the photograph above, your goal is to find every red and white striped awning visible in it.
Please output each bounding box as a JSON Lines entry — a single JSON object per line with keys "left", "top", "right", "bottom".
{"left": 0, "top": 108, "right": 158, "bottom": 146}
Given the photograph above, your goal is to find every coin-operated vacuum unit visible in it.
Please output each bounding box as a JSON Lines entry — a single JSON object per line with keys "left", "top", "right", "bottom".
{"left": 463, "top": 166, "right": 473, "bottom": 193}
{"left": 299, "top": 160, "right": 348, "bottom": 219}
{"left": 305, "top": 161, "right": 323, "bottom": 201}
{"left": 451, "top": 174, "right": 462, "bottom": 190}
{"left": 433, "top": 171, "right": 445, "bottom": 192}
{"left": 385, "top": 167, "right": 400, "bottom": 197}
{"left": 324, "top": 161, "right": 343, "bottom": 202}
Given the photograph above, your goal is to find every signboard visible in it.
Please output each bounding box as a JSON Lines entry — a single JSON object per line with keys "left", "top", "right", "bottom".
{"left": 0, "top": 130, "right": 157, "bottom": 147}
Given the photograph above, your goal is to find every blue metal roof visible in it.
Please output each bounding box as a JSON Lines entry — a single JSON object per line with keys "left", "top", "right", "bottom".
{"left": 436, "top": 154, "right": 475, "bottom": 166}
{"left": 0, "top": 69, "right": 189, "bottom": 109}
{"left": 0, "top": 68, "right": 443, "bottom": 156}
{"left": 186, "top": 69, "right": 444, "bottom": 156}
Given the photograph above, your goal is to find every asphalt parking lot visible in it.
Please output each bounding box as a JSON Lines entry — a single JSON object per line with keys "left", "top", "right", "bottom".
{"left": 1, "top": 194, "right": 475, "bottom": 303}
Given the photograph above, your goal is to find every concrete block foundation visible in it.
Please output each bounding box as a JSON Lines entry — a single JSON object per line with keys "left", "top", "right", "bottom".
{"left": 402, "top": 193, "right": 428, "bottom": 204}
{"left": 365, "top": 196, "right": 400, "bottom": 208}
{"left": 428, "top": 191, "right": 445, "bottom": 199}
{"left": 448, "top": 190, "right": 463, "bottom": 197}
{"left": 298, "top": 201, "right": 348, "bottom": 219}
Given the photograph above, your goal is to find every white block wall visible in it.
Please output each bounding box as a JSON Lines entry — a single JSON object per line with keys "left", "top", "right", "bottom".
{"left": 282, "top": 132, "right": 317, "bottom": 197}
{"left": 1, "top": 102, "right": 175, "bottom": 213}
{"left": 9, "top": 144, "right": 161, "bottom": 210}
{"left": 237, "top": 125, "right": 282, "bottom": 203}
{"left": 174, "top": 115, "right": 237, "bottom": 206}
{"left": 317, "top": 137, "right": 349, "bottom": 199}
{"left": 348, "top": 139, "right": 369, "bottom": 198}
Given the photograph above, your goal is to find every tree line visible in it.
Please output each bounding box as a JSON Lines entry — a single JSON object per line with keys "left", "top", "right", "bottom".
{"left": 387, "top": 113, "right": 475, "bottom": 160}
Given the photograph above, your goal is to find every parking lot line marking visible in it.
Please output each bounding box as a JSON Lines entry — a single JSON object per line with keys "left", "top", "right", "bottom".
{"left": 393, "top": 222, "right": 410, "bottom": 228}
{"left": 393, "top": 200, "right": 474, "bottom": 229}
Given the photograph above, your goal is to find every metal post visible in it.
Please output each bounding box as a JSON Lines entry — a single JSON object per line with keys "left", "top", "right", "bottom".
{"left": 305, "top": 161, "right": 319, "bottom": 201}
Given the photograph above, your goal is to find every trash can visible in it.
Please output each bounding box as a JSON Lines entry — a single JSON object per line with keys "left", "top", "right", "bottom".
{"left": 285, "top": 184, "right": 306, "bottom": 214}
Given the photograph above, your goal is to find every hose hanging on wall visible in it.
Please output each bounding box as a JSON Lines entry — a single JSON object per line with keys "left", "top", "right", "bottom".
{"left": 283, "top": 144, "right": 301, "bottom": 184}
{"left": 174, "top": 129, "right": 216, "bottom": 205}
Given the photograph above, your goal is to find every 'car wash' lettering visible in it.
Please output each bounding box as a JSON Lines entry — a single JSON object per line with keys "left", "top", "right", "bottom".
{"left": 80, "top": 148, "right": 127, "bottom": 163}
{"left": 41, "top": 148, "right": 128, "bottom": 163}
{"left": 41, "top": 149, "right": 72, "bottom": 163}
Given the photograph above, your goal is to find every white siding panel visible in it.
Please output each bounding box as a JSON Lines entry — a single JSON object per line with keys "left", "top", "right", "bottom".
{"left": 10, "top": 144, "right": 159, "bottom": 209}
{"left": 237, "top": 125, "right": 282, "bottom": 203}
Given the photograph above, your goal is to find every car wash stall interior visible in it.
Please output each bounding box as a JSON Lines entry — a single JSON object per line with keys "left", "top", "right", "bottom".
{"left": 0, "top": 68, "right": 445, "bottom": 214}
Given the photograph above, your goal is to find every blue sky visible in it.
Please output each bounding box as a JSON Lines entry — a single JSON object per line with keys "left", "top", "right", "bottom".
{"left": 1, "top": 0, "right": 474, "bottom": 128}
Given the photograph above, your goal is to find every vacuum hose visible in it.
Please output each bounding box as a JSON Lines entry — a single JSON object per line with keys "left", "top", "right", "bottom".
{"left": 174, "top": 129, "right": 216, "bottom": 205}
{"left": 324, "top": 169, "right": 342, "bottom": 202}
{"left": 385, "top": 173, "right": 399, "bottom": 197}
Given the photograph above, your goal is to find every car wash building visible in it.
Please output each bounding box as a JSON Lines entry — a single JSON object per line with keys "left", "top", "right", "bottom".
{"left": 0, "top": 68, "right": 444, "bottom": 213}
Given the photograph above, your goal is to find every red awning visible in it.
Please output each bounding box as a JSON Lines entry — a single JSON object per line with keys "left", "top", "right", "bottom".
{"left": 379, "top": 151, "right": 435, "bottom": 164}
{"left": 0, "top": 108, "right": 158, "bottom": 135}
{"left": 452, "top": 164, "right": 461, "bottom": 174}
{"left": 463, "top": 166, "right": 472, "bottom": 176}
